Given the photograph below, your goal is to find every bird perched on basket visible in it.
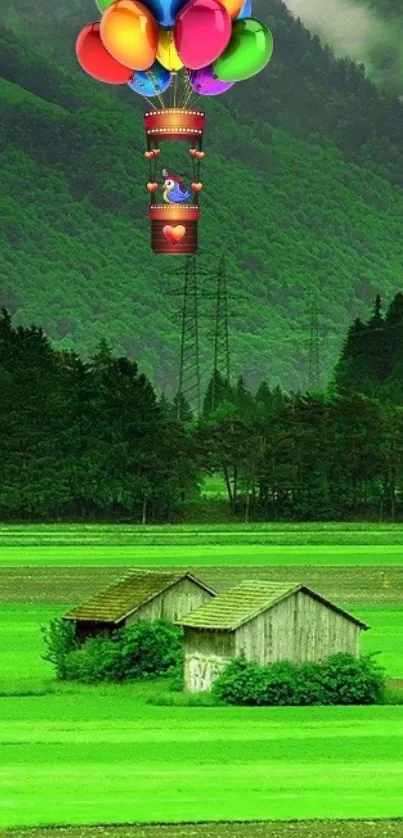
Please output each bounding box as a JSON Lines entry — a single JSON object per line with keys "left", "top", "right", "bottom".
{"left": 162, "top": 169, "right": 192, "bottom": 204}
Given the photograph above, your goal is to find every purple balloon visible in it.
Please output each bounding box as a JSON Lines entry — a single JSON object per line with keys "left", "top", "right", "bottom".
{"left": 189, "top": 64, "right": 234, "bottom": 95}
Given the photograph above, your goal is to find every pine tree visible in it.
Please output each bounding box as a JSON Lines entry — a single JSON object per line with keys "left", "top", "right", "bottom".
{"left": 202, "top": 370, "right": 233, "bottom": 417}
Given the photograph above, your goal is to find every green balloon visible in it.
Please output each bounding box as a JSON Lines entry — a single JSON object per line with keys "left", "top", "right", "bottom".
{"left": 213, "top": 19, "right": 273, "bottom": 83}
{"left": 95, "top": 0, "right": 115, "bottom": 12}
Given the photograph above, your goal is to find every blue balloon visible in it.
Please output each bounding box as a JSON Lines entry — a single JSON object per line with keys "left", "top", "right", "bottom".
{"left": 141, "top": 0, "right": 190, "bottom": 28}
{"left": 128, "top": 62, "right": 172, "bottom": 98}
{"left": 236, "top": 0, "right": 252, "bottom": 19}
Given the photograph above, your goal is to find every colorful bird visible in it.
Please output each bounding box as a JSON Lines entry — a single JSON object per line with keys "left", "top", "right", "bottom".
{"left": 162, "top": 168, "right": 192, "bottom": 204}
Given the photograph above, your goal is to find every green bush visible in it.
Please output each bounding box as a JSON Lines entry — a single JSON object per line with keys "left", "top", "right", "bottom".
{"left": 213, "top": 653, "right": 386, "bottom": 706}
{"left": 169, "top": 657, "right": 185, "bottom": 692}
{"left": 41, "top": 617, "right": 77, "bottom": 679}
{"left": 64, "top": 635, "right": 122, "bottom": 684}
{"left": 295, "top": 661, "right": 332, "bottom": 706}
{"left": 263, "top": 661, "right": 300, "bottom": 706}
{"left": 212, "top": 658, "right": 273, "bottom": 706}
{"left": 64, "top": 620, "right": 183, "bottom": 684}
{"left": 115, "top": 620, "right": 182, "bottom": 680}
{"left": 319, "top": 653, "right": 386, "bottom": 705}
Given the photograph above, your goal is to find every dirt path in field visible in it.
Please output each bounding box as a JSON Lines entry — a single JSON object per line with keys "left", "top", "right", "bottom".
{"left": 3, "top": 821, "right": 403, "bottom": 838}
{"left": 0, "top": 565, "right": 402, "bottom": 604}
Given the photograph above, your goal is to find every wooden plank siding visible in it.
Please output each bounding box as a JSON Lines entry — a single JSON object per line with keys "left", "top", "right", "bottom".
{"left": 234, "top": 591, "right": 360, "bottom": 665}
{"left": 126, "top": 577, "right": 213, "bottom": 625}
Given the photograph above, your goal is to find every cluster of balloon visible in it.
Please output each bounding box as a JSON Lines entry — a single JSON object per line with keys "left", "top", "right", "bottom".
{"left": 76, "top": 0, "right": 272, "bottom": 88}
{"left": 75, "top": 0, "right": 273, "bottom": 253}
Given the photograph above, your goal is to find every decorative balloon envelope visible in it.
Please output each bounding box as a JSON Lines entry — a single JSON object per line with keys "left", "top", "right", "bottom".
{"left": 76, "top": 0, "right": 273, "bottom": 254}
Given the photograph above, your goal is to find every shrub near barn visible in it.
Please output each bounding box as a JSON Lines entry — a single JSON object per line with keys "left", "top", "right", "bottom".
{"left": 42, "top": 618, "right": 183, "bottom": 683}
{"left": 212, "top": 654, "right": 386, "bottom": 706}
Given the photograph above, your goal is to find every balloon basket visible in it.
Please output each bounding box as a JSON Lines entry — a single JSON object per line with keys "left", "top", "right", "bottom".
{"left": 144, "top": 109, "right": 205, "bottom": 143}
{"left": 150, "top": 205, "right": 200, "bottom": 255}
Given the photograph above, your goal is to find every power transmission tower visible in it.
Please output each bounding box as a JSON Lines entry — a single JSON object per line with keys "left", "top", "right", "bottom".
{"left": 177, "top": 256, "right": 201, "bottom": 417}
{"left": 308, "top": 301, "right": 321, "bottom": 390}
{"left": 211, "top": 255, "right": 231, "bottom": 408}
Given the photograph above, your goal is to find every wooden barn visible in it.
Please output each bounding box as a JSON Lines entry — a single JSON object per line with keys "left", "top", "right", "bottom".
{"left": 176, "top": 580, "right": 369, "bottom": 692}
{"left": 64, "top": 570, "right": 216, "bottom": 644}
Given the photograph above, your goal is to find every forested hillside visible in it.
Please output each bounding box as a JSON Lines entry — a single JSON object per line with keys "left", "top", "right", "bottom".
{"left": 2, "top": 1, "right": 403, "bottom": 391}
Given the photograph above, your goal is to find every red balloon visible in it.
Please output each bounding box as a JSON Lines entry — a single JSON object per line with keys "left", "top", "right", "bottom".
{"left": 174, "top": 0, "right": 232, "bottom": 70}
{"left": 76, "top": 22, "right": 133, "bottom": 84}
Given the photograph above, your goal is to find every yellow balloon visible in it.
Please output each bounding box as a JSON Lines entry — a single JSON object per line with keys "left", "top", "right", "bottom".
{"left": 156, "top": 28, "right": 184, "bottom": 71}
{"left": 100, "top": 0, "right": 158, "bottom": 71}
{"left": 219, "top": 0, "right": 243, "bottom": 17}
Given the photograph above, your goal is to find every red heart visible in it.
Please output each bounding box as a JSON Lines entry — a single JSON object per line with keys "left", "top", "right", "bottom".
{"left": 163, "top": 225, "right": 186, "bottom": 245}
{"left": 195, "top": 151, "right": 205, "bottom": 160}
{"left": 188, "top": 148, "right": 197, "bottom": 157}
{"left": 146, "top": 182, "right": 158, "bottom": 192}
{"left": 145, "top": 151, "right": 154, "bottom": 159}
{"left": 191, "top": 182, "right": 203, "bottom": 192}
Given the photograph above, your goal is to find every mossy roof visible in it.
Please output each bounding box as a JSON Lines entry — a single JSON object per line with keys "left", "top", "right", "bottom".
{"left": 64, "top": 570, "right": 215, "bottom": 625}
{"left": 176, "top": 580, "right": 369, "bottom": 631}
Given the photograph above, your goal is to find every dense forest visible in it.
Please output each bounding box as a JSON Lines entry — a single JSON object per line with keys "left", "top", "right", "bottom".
{"left": 2, "top": 2, "right": 403, "bottom": 391}
{"left": 2, "top": 298, "right": 403, "bottom": 523}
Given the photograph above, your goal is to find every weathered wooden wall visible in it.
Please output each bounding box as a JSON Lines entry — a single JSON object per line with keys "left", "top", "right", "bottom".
{"left": 234, "top": 591, "right": 360, "bottom": 664}
{"left": 126, "top": 577, "right": 213, "bottom": 626}
{"left": 183, "top": 629, "right": 235, "bottom": 692}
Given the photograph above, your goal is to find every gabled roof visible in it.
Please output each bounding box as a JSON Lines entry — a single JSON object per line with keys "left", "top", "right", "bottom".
{"left": 64, "top": 570, "right": 216, "bottom": 625}
{"left": 176, "top": 580, "right": 369, "bottom": 632}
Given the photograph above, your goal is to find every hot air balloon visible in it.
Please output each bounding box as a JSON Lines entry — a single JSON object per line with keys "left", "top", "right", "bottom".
{"left": 75, "top": 0, "right": 273, "bottom": 254}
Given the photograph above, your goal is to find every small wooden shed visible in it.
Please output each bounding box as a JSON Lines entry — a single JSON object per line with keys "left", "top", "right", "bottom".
{"left": 176, "top": 580, "right": 369, "bottom": 692}
{"left": 64, "top": 570, "right": 216, "bottom": 644}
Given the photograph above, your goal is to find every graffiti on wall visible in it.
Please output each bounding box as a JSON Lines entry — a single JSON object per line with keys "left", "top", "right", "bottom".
{"left": 186, "top": 653, "right": 228, "bottom": 692}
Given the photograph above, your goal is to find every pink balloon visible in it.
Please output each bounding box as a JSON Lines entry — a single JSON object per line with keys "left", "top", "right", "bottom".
{"left": 174, "top": 0, "right": 232, "bottom": 70}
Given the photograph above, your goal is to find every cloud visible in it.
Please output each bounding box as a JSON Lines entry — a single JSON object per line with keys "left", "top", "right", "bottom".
{"left": 283, "top": 0, "right": 403, "bottom": 91}
{"left": 284, "top": 0, "right": 379, "bottom": 60}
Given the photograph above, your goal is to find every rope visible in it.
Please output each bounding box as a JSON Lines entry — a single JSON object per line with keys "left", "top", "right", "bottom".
{"left": 146, "top": 70, "right": 165, "bottom": 111}
{"left": 181, "top": 69, "right": 192, "bottom": 108}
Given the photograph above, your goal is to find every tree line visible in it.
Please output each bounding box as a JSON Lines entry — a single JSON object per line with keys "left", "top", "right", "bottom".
{"left": 1, "top": 295, "right": 403, "bottom": 522}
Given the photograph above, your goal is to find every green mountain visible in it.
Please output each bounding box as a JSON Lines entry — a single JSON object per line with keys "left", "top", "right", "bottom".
{"left": 2, "top": 1, "right": 403, "bottom": 393}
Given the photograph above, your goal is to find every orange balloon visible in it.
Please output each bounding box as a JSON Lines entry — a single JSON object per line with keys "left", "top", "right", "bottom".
{"left": 100, "top": 0, "right": 158, "bottom": 71}
{"left": 219, "top": 0, "right": 243, "bottom": 17}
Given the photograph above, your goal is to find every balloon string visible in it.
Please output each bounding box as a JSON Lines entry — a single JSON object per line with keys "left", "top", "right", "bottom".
{"left": 183, "top": 86, "right": 193, "bottom": 108}
{"left": 173, "top": 72, "right": 178, "bottom": 108}
{"left": 183, "top": 71, "right": 193, "bottom": 108}
{"left": 182, "top": 69, "right": 192, "bottom": 108}
{"left": 143, "top": 94, "right": 157, "bottom": 110}
{"left": 146, "top": 70, "right": 165, "bottom": 110}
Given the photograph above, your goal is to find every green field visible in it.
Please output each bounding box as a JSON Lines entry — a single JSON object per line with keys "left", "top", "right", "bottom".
{"left": 1, "top": 689, "right": 403, "bottom": 827}
{"left": 0, "top": 523, "right": 403, "bottom": 829}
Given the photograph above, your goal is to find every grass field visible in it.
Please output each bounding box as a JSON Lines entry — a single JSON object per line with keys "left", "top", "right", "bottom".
{"left": 1, "top": 689, "right": 403, "bottom": 827}
{"left": 0, "top": 523, "right": 402, "bottom": 830}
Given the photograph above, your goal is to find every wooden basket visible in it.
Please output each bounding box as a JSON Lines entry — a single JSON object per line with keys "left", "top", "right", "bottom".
{"left": 150, "top": 205, "right": 200, "bottom": 255}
